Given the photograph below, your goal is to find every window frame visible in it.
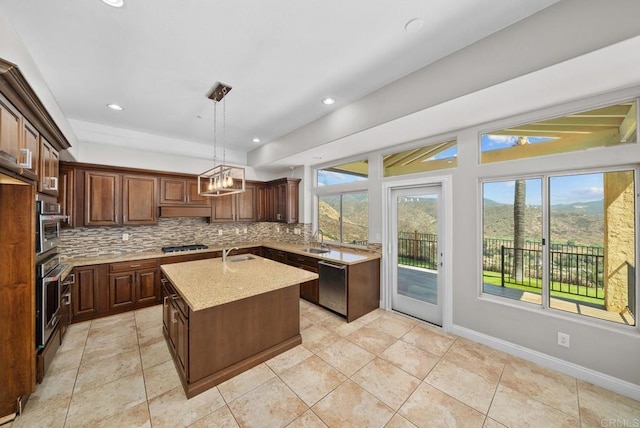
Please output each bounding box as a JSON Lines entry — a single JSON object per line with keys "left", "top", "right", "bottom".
{"left": 479, "top": 164, "right": 639, "bottom": 330}
{"left": 316, "top": 190, "right": 369, "bottom": 246}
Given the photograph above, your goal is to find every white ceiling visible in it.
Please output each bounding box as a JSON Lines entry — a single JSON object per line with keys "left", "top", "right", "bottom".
{"left": 0, "top": 0, "right": 560, "bottom": 161}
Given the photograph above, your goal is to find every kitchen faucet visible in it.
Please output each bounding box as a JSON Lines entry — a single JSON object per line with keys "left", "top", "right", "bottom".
{"left": 222, "top": 246, "right": 239, "bottom": 262}
{"left": 312, "top": 229, "right": 330, "bottom": 250}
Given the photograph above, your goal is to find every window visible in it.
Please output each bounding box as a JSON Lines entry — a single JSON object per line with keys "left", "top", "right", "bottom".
{"left": 383, "top": 139, "right": 457, "bottom": 177}
{"left": 317, "top": 160, "right": 368, "bottom": 186}
{"left": 318, "top": 192, "right": 368, "bottom": 245}
{"left": 481, "top": 100, "right": 638, "bottom": 164}
{"left": 482, "top": 170, "right": 636, "bottom": 326}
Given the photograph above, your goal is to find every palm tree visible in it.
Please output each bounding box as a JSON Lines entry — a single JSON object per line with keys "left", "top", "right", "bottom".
{"left": 513, "top": 137, "right": 529, "bottom": 281}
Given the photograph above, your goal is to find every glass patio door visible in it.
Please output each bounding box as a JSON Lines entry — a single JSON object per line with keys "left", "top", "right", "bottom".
{"left": 391, "top": 185, "right": 443, "bottom": 325}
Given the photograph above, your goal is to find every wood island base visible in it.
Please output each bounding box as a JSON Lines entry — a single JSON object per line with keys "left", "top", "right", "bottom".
{"left": 162, "top": 279, "right": 302, "bottom": 399}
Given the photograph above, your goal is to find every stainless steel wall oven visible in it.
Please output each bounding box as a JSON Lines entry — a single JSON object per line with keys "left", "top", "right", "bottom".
{"left": 35, "top": 253, "right": 65, "bottom": 348}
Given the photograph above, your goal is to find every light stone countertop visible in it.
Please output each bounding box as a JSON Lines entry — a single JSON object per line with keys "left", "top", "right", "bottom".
{"left": 61, "top": 241, "right": 380, "bottom": 268}
{"left": 160, "top": 255, "right": 318, "bottom": 311}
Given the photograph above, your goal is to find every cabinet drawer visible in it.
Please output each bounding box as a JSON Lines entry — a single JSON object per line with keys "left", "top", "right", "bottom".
{"left": 161, "top": 277, "right": 188, "bottom": 317}
{"left": 110, "top": 259, "right": 157, "bottom": 272}
{"left": 286, "top": 252, "right": 318, "bottom": 268}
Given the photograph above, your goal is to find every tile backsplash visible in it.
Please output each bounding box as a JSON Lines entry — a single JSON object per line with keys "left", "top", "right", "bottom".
{"left": 59, "top": 218, "right": 313, "bottom": 260}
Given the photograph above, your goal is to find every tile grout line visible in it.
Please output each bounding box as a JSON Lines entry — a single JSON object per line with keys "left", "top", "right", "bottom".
{"left": 133, "top": 309, "right": 154, "bottom": 427}
{"left": 61, "top": 320, "right": 92, "bottom": 428}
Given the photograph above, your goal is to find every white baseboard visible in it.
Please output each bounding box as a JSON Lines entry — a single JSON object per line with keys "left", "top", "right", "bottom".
{"left": 451, "top": 324, "right": 640, "bottom": 402}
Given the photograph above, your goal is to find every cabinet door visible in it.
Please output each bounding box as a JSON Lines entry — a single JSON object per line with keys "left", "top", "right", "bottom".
{"left": 109, "top": 272, "right": 136, "bottom": 310}
{"left": 21, "top": 119, "right": 39, "bottom": 174}
{"left": 160, "top": 178, "right": 186, "bottom": 205}
{"left": 84, "top": 171, "right": 121, "bottom": 226}
{"left": 266, "top": 186, "right": 276, "bottom": 221}
{"left": 186, "top": 179, "right": 210, "bottom": 206}
{"left": 256, "top": 185, "right": 266, "bottom": 221}
{"left": 211, "top": 195, "right": 234, "bottom": 222}
{"left": 58, "top": 166, "right": 75, "bottom": 227}
{"left": 299, "top": 265, "right": 319, "bottom": 304}
{"left": 0, "top": 94, "right": 21, "bottom": 162}
{"left": 137, "top": 268, "right": 159, "bottom": 304}
{"left": 171, "top": 303, "right": 188, "bottom": 377}
{"left": 122, "top": 174, "right": 157, "bottom": 225}
{"left": 59, "top": 286, "right": 72, "bottom": 340}
{"left": 39, "top": 138, "right": 59, "bottom": 196}
{"left": 73, "top": 267, "right": 100, "bottom": 317}
{"left": 285, "top": 180, "right": 299, "bottom": 223}
{"left": 236, "top": 183, "right": 257, "bottom": 222}
{"left": 162, "top": 281, "right": 172, "bottom": 333}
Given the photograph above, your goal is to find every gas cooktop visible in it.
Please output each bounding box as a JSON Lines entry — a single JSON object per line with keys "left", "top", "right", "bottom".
{"left": 161, "top": 244, "right": 209, "bottom": 253}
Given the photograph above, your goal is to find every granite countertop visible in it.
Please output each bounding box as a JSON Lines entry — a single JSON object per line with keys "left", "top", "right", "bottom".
{"left": 161, "top": 255, "right": 318, "bottom": 311}
{"left": 62, "top": 241, "right": 380, "bottom": 268}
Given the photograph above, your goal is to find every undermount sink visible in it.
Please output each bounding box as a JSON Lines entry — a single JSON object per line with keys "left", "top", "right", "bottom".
{"left": 227, "top": 255, "right": 255, "bottom": 262}
{"left": 301, "top": 248, "right": 330, "bottom": 254}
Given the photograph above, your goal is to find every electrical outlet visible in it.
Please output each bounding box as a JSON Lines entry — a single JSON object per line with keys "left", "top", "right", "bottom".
{"left": 557, "top": 332, "right": 570, "bottom": 348}
{"left": 235, "top": 228, "right": 239, "bottom": 235}
{"left": 122, "top": 233, "right": 129, "bottom": 241}
{"left": 218, "top": 229, "right": 223, "bottom": 236}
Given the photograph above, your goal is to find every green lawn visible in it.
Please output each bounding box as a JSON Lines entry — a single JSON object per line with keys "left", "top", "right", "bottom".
{"left": 483, "top": 271, "right": 604, "bottom": 306}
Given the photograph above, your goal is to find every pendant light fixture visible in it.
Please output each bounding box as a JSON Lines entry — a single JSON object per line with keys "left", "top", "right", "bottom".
{"left": 198, "top": 82, "right": 245, "bottom": 197}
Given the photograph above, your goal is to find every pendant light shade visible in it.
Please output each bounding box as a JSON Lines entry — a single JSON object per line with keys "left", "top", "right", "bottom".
{"left": 198, "top": 82, "right": 246, "bottom": 197}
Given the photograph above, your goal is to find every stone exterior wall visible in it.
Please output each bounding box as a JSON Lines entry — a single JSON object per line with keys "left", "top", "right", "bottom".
{"left": 59, "top": 218, "right": 382, "bottom": 260}
{"left": 604, "top": 171, "right": 635, "bottom": 313}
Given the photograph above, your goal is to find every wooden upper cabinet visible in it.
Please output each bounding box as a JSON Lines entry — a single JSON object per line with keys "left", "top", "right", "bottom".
{"left": 159, "top": 178, "right": 186, "bottom": 205}
{"left": 21, "top": 118, "right": 39, "bottom": 175}
{"left": 84, "top": 171, "right": 121, "bottom": 226}
{"left": 160, "top": 177, "right": 210, "bottom": 206}
{"left": 211, "top": 193, "right": 235, "bottom": 222}
{"left": 0, "top": 93, "right": 21, "bottom": 163}
{"left": 58, "top": 166, "right": 74, "bottom": 227}
{"left": 262, "top": 178, "right": 300, "bottom": 223}
{"left": 122, "top": 174, "right": 157, "bottom": 225}
{"left": 84, "top": 171, "right": 157, "bottom": 227}
{"left": 210, "top": 181, "right": 258, "bottom": 222}
{"left": 39, "top": 137, "right": 59, "bottom": 196}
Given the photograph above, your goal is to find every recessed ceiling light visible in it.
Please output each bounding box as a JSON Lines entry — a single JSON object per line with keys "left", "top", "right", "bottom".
{"left": 101, "top": 0, "right": 124, "bottom": 7}
{"left": 404, "top": 18, "right": 424, "bottom": 33}
{"left": 252, "top": 138, "right": 261, "bottom": 143}
{"left": 321, "top": 97, "right": 335, "bottom": 105}
{"left": 106, "top": 103, "right": 124, "bottom": 111}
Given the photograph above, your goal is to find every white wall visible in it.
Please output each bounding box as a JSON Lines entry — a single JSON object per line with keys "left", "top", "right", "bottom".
{"left": 0, "top": 5, "right": 80, "bottom": 157}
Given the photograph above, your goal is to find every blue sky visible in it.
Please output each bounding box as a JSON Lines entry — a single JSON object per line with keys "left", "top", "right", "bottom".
{"left": 317, "top": 170, "right": 367, "bottom": 186}
{"left": 484, "top": 173, "right": 605, "bottom": 205}
{"left": 480, "top": 134, "right": 555, "bottom": 151}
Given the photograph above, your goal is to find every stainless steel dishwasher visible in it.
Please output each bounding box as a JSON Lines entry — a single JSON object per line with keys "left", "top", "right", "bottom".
{"left": 318, "top": 260, "right": 347, "bottom": 316}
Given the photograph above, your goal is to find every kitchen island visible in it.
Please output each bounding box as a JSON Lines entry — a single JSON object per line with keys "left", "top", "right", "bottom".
{"left": 160, "top": 254, "right": 318, "bottom": 398}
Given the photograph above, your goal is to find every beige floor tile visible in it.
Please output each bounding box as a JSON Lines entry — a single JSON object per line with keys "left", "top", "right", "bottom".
{"left": 443, "top": 338, "right": 508, "bottom": 381}
{"left": 57, "top": 321, "right": 90, "bottom": 352}
{"left": 301, "top": 305, "right": 333, "bottom": 324}
{"left": 12, "top": 397, "right": 69, "bottom": 428}
{"left": 137, "top": 324, "right": 164, "bottom": 345}
{"left": 300, "top": 315, "right": 314, "bottom": 331}
{"left": 385, "top": 414, "right": 418, "bottom": 428}
{"left": 134, "top": 304, "right": 163, "bottom": 331}
{"left": 354, "top": 308, "right": 386, "bottom": 325}
{"left": 367, "top": 312, "right": 417, "bottom": 338}
{"left": 143, "top": 358, "right": 182, "bottom": 400}
{"left": 425, "top": 358, "right": 499, "bottom": 414}
{"left": 149, "top": 385, "right": 226, "bottom": 427}
{"left": 483, "top": 417, "right": 507, "bottom": 428}
{"left": 401, "top": 324, "right": 455, "bottom": 356}
{"left": 316, "top": 337, "right": 374, "bottom": 376}
{"left": 488, "top": 384, "right": 579, "bottom": 428}
{"left": 93, "top": 401, "right": 150, "bottom": 428}
{"left": 577, "top": 380, "right": 640, "bottom": 427}
{"left": 266, "top": 344, "right": 314, "bottom": 375}
{"left": 218, "top": 363, "right": 276, "bottom": 403}
{"left": 317, "top": 312, "right": 349, "bottom": 331}
{"left": 46, "top": 344, "right": 84, "bottom": 376}
{"left": 286, "top": 409, "right": 328, "bottom": 427}
{"left": 332, "top": 319, "right": 366, "bottom": 337}
{"left": 65, "top": 372, "right": 147, "bottom": 427}
{"left": 347, "top": 325, "right": 397, "bottom": 355}
{"left": 138, "top": 328, "right": 172, "bottom": 370}
{"left": 312, "top": 380, "right": 394, "bottom": 428}
{"left": 399, "top": 382, "right": 485, "bottom": 428}
{"left": 189, "top": 405, "right": 239, "bottom": 427}
{"left": 301, "top": 324, "right": 340, "bottom": 353}
{"left": 26, "top": 365, "right": 77, "bottom": 410}
{"left": 351, "top": 358, "right": 420, "bottom": 411}
{"left": 380, "top": 340, "right": 440, "bottom": 380}
{"left": 280, "top": 355, "right": 347, "bottom": 406}
{"left": 74, "top": 348, "right": 142, "bottom": 394}
{"left": 90, "top": 310, "right": 135, "bottom": 327}
{"left": 500, "top": 358, "right": 578, "bottom": 418}
{"left": 228, "top": 378, "right": 308, "bottom": 428}
{"left": 82, "top": 325, "right": 139, "bottom": 363}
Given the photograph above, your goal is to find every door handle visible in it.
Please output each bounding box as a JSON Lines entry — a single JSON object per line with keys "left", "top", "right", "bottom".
{"left": 19, "top": 148, "right": 32, "bottom": 169}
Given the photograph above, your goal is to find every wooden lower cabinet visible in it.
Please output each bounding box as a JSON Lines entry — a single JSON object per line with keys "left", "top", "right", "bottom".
{"left": 72, "top": 264, "right": 108, "bottom": 321}
{"left": 285, "top": 252, "right": 319, "bottom": 304}
{"left": 108, "top": 260, "right": 160, "bottom": 311}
